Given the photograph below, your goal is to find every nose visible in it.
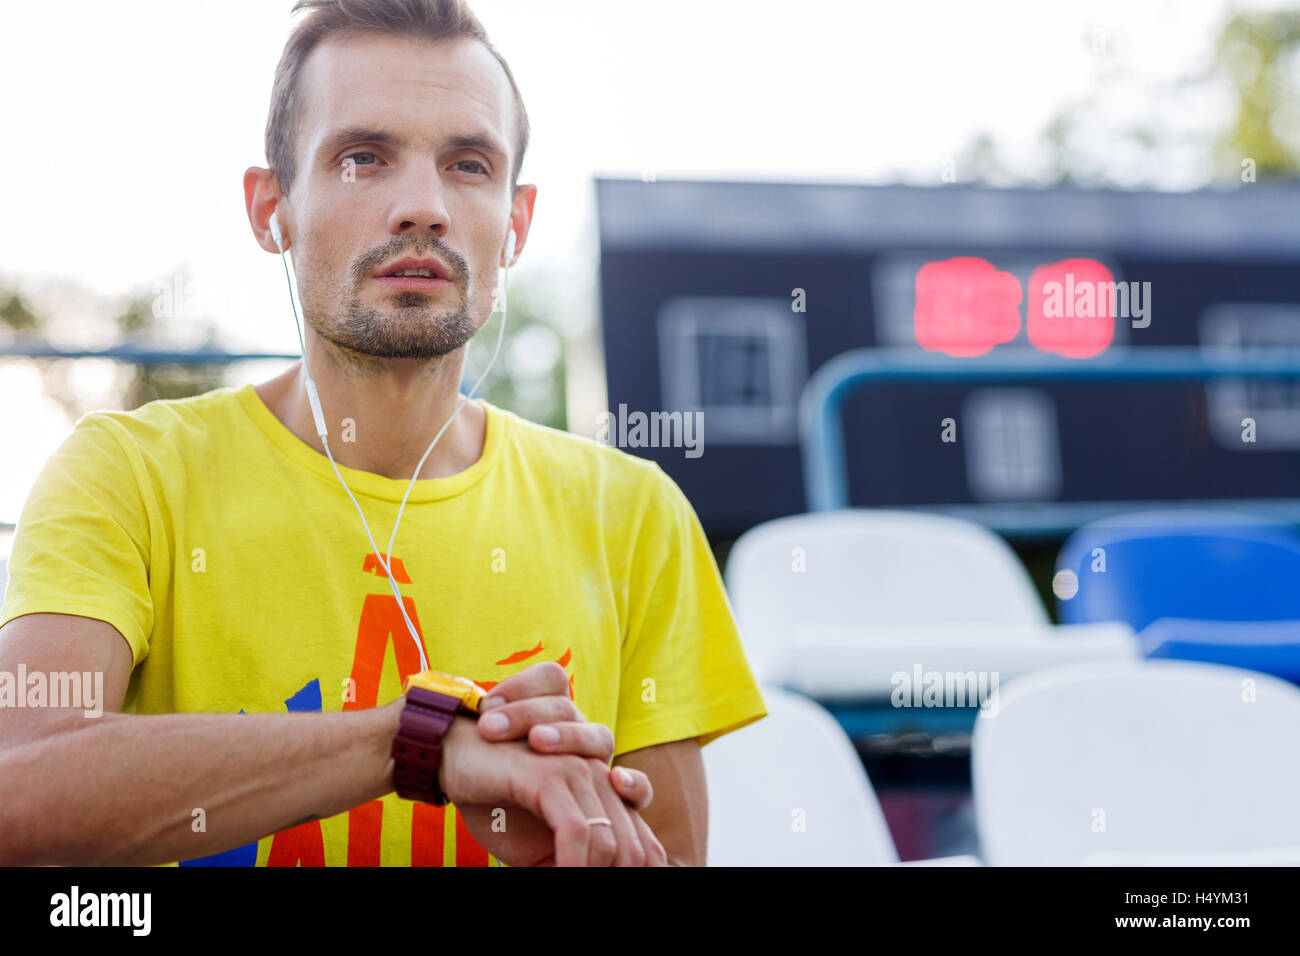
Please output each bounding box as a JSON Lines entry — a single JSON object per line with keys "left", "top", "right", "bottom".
{"left": 386, "top": 163, "right": 451, "bottom": 242}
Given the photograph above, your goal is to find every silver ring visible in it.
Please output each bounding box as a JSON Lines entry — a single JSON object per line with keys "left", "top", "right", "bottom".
{"left": 585, "top": 816, "right": 613, "bottom": 827}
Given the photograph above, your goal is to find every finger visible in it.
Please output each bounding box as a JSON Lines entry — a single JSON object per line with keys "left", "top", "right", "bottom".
{"left": 526, "top": 721, "right": 614, "bottom": 761}
{"left": 477, "top": 696, "right": 584, "bottom": 741}
{"left": 479, "top": 661, "right": 569, "bottom": 709}
{"left": 609, "top": 765, "right": 655, "bottom": 812}
{"left": 567, "top": 768, "right": 620, "bottom": 867}
{"left": 626, "top": 809, "right": 669, "bottom": 866}
{"left": 536, "top": 774, "right": 593, "bottom": 868}
{"left": 591, "top": 766, "right": 647, "bottom": 867}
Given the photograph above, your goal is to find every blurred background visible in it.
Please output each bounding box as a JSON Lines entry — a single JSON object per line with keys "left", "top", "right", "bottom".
{"left": 4, "top": 0, "right": 1300, "bottom": 864}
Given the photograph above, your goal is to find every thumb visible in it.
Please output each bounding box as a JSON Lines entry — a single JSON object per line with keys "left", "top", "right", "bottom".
{"left": 609, "top": 765, "right": 654, "bottom": 811}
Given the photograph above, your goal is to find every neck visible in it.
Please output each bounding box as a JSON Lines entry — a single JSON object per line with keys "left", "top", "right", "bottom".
{"left": 256, "top": 334, "right": 487, "bottom": 482}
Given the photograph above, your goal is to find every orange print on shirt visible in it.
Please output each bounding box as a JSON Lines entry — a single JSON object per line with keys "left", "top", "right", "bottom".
{"left": 363, "top": 552, "right": 412, "bottom": 583}
{"left": 354, "top": 552, "right": 575, "bottom": 699}
{"left": 326, "top": 554, "right": 576, "bottom": 866}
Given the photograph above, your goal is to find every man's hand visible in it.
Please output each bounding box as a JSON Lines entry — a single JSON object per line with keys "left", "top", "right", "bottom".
{"left": 436, "top": 662, "right": 665, "bottom": 866}
{"left": 475, "top": 662, "right": 612, "bottom": 758}
{"left": 475, "top": 662, "right": 654, "bottom": 808}
{"left": 442, "top": 716, "right": 666, "bottom": 866}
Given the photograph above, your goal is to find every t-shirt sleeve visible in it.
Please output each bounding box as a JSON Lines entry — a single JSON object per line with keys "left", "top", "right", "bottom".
{"left": 613, "top": 463, "right": 767, "bottom": 758}
{"left": 0, "top": 415, "right": 154, "bottom": 667}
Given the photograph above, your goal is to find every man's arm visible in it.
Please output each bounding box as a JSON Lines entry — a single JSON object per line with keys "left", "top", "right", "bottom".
{"left": 0, "top": 614, "right": 663, "bottom": 867}
{"left": 613, "top": 737, "right": 707, "bottom": 867}
{"left": 0, "top": 612, "right": 403, "bottom": 866}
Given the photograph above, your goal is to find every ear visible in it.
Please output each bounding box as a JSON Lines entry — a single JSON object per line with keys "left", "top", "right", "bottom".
{"left": 244, "top": 166, "right": 287, "bottom": 253}
{"left": 502, "top": 183, "right": 538, "bottom": 267}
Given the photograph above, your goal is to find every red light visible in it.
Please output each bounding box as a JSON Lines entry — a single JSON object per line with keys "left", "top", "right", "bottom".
{"left": 1027, "top": 258, "right": 1116, "bottom": 359}
{"left": 913, "top": 257, "right": 1022, "bottom": 357}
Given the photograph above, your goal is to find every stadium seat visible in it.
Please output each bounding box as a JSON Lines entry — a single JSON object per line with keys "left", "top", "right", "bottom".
{"left": 1083, "top": 846, "right": 1300, "bottom": 866}
{"left": 724, "top": 509, "right": 1136, "bottom": 697}
{"left": 703, "top": 684, "right": 980, "bottom": 865}
{"left": 972, "top": 659, "right": 1300, "bottom": 866}
{"left": 1140, "top": 618, "right": 1300, "bottom": 685}
{"left": 726, "top": 510, "right": 1047, "bottom": 678}
{"left": 776, "top": 621, "right": 1137, "bottom": 701}
{"left": 1056, "top": 509, "right": 1300, "bottom": 630}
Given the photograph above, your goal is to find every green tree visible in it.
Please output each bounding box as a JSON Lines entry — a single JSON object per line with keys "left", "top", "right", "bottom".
{"left": 958, "top": 9, "right": 1300, "bottom": 187}
{"left": 0, "top": 291, "right": 40, "bottom": 334}
{"left": 462, "top": 279, "right": 567, "bottom": 431}
{"left": 1214, "top": 10, "right": 1300, "bottom": 178}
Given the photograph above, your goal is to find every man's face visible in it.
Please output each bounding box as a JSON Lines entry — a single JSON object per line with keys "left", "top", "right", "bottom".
{"left": 286, "top": 33, "right": 516, "bottom": 362}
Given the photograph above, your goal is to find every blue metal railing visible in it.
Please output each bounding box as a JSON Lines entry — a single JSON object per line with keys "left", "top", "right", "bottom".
{"left": 799, "top": 346, "right": 1300, "bottom": 537}
{"left": 0, "top": 343, "right": 302, "bottom": 532}
{"left": 0, "top": 343, "right": 299, "bottom": 363}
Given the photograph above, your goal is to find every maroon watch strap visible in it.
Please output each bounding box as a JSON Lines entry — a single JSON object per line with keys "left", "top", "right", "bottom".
{"left": 391, "top": 686, "right": 461, "bottom": 805}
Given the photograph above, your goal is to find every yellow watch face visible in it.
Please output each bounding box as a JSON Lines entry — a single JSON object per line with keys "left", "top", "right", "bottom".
{"left": 404, "top": 669, "right": 487, "bottom": 714}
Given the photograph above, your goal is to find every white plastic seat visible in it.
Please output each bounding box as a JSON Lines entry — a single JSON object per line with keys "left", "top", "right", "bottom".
{"left": 1083, "top": 847, "right": 1300, "bottom": 866}
{"left": 724, "top": 510, "right": 1139, "bottom": 697}
{"left": 703, "top": 684, "right": 982, "bottom": 865}
{"left": 725, "top": 510, "right": 1048, "bottom": 683}
{"left": 780, "top": 621, "right": 1136, "bottom": 700}
{"left": 703, "top": 685, "right": 900, "bottom": 865}
{"left": 972, "top": 658, "right": 1300, "bottom": 866}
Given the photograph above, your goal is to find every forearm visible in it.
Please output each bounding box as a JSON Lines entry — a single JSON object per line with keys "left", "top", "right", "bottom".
{"left": 0, "top": 702, "right": 402, "bottom": 866}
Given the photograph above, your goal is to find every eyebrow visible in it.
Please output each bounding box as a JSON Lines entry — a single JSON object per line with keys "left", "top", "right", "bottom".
{"left": 316, "top": 126, "right": 508, "bottom": 163}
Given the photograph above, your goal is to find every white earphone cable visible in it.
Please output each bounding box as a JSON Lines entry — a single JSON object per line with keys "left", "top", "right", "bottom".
{"left": 273, "top": 220, "right": 513, "bottom": 673}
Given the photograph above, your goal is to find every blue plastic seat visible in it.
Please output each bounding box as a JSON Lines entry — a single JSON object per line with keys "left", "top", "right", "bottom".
{"left": 1055, "top": 510, "right": 1300, "bottom": 683}
{"left": 1056, "top": 510, "right": 1300, "bottom": 630}
{"left": 1140, "top": 618, "right": 1300, "bottom": 685}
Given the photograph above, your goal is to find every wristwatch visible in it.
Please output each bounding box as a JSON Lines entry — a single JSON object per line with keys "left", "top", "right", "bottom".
{"left": 391, "top": 670, "right": 488, "bottom": 805}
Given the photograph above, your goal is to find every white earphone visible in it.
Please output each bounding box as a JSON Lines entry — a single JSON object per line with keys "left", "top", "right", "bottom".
{"left": 269, "top": 208, "right": 516, "bottom": 672}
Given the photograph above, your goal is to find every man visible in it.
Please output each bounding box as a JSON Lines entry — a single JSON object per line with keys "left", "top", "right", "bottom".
{"left": 0, "top": 0, "right": 766, "bottom": 867}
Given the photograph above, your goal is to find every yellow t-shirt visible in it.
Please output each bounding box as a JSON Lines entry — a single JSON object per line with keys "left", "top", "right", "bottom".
{"left": 0, "top": 384, "right": 767, "bottom": 866}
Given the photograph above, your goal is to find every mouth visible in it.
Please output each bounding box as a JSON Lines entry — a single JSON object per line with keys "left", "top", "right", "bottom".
{"left": 373, "top": 256, "right": 455, "bottom": 292}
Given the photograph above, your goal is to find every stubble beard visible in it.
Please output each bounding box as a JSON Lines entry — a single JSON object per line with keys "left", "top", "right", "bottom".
{"left": 305, "top": 262, "right": 481, "bottom": 362}
{"left": 314, "top": 293, "right": 479, "bottom": 360}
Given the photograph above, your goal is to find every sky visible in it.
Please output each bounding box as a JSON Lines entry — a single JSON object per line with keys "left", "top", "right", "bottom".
{"left": 0, "top": 0, "right": 1285, "bottom": 532}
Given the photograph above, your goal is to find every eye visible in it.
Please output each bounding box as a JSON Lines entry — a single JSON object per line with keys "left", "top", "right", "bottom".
{"left": 454, "top": 159, "right": 489, "bottom": 176}
{"left": 343, "top": 151, "right": 381, "bottom": 167}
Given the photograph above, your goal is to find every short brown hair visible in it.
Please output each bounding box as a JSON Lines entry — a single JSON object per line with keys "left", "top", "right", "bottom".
{"left": 265, "top": 0, "right": 530, "bottom": 196}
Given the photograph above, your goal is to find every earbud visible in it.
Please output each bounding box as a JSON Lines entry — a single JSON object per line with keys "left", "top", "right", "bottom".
{"left": 269, "top": 212, "right": 284, "bottom": 251}
{"left": 503, "top": 229, "right": 516, "bottom": 267}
